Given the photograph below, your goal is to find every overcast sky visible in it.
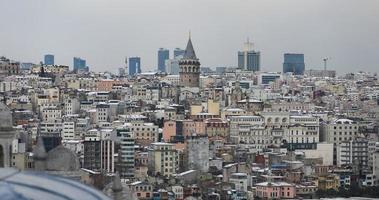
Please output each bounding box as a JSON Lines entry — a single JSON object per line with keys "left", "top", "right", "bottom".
{"left": 0, "top": 0, "right": 378, "bottom": 74}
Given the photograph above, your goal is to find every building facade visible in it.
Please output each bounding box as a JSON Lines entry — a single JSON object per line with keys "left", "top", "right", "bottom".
{"left": 337, "top": 138, "right": 368, "bottom": 169}
{"left": 186, "top": 135, "right": 209, "bottom": 172}
{"left": 237, "top": 39, "right": 260, "bottom": 72}
{"left": 44, "top": 54, "right": 54, "bottom": 65}
{"left": 117, "top": 128, "right": 135, "bottom": 178}
{"left": 158, "top": 48, "right": 169, "bottom": 72}
{"left": 283, "top": 53, "right": 305, "bottom": 75}
{"left": 148, "top": 142, "right": 178, "bottom": 177}
{"left": 174, "top": 48, "right": 185, "bottom": 58}
{"left": 129, "top": 57, "right": 141, "bottom": 76}
{"left": 73, "top": 57, "right": 87, "bottom": 72}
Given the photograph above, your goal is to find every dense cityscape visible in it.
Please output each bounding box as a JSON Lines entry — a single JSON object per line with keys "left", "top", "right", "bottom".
{"left": 0, "top": 33, "right": 379, "bottom": 199}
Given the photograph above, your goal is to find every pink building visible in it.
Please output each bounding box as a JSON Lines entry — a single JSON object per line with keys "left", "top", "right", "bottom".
{"left": 255, "top": 182, "right": 296, "bottom": 199}
{"left": 182, "top": 120, "right": 205, "bottom": 137}
{"left": 163, "top": 121, "right": 176, "bottom": 142}
{"left": 163, "top": 120, "right": 206, "bottom": 142}
{"left": 96, "top": 79, "right": 123, "bottom": 91}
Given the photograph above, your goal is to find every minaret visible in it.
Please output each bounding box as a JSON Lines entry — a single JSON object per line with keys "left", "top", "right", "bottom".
{"left": 33, "top": 136, "right": 47, "bottom": 170}
{"left": 124, "top": 56, "right": 128, "bottom": 76}
{"left": 112, "top": 172, "right": 123, "bottom": 200}
{"left": 0, "top": 102, "right": 16, "bottom": 168}
{"left": 179, "top": 34, "right": 200, "bottom": 87}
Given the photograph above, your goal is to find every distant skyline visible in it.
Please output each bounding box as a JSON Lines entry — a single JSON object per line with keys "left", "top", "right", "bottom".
{"left": 0, "top": 0, "right": 378, "bottom": 73}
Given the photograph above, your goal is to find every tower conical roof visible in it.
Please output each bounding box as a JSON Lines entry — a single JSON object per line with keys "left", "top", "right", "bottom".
{"left": 183, "top": 37, "right": 197, "bottom": 59}
{"left": 33, "top": 137, "right": 47, "bottom": 160}
{"left": 112, "top": 172, "right": 123, "bottom": 192}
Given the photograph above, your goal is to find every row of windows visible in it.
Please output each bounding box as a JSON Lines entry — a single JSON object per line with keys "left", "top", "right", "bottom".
{"left": 334, "top": 126, "right": 357, "bottom": 129}
{"left": 131, "top": 127, "right": 156, "bottom": 131}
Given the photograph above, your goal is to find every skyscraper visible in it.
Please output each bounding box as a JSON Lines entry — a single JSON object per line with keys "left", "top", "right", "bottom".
{"left": 158, "top": 48, "right": 169, "bottom": 72}
{"left": 237, "top": 39, "right": 260, "bottom": 72}
{"left": 174, "top": 48, "right": 185, "bottom": 58}
{"left": 165, "top": 59, "right": 180, "bottom": 75}
{"left": 179, "top": 35, "right": 200, "bottom": 87}
{"left": 44, "top": 54, "right": 54, "bottom": 65}
{"left": 129, "top": 57, "right": 141, "bottom": 76}
{"left": 283, "top": 53, "right": 305, "bottom": 75}
{"left": 73, "top": 57, "right": 87, "bottom": 71}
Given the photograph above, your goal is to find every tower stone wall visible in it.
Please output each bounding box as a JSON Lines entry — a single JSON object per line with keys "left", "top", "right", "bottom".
{"left": 179, "top": 36, "right": 200, "bottom": 87}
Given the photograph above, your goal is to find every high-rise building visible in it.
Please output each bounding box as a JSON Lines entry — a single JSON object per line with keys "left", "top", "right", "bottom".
{"left": 174, "top": 48, "right": 185, "bottom": 58}
{"left": 165, "top": 59, "right": 180, "bottom": 75}
{"left": 129, "top": 57, "right": 141, "bottom": 76}
{"left": 44, "top": 54, "right": 54, "bottom": 65}
{"left": 283, "top": 53, "right": 305, "bottom": 75}
{"left": 117, "top": 128, "right": 135, "bottom": 178}
{"left": 179, "top": 36, "right": 200, "bottom": 87}
{"left": 83, "top": 138, "right": 101, "bottom": 171}
{"left": 100, "top": 139, "right": 116, "bottom": 173}
{"left": 158, "top": 48, "right": 169, "bottom": 72}
{"left": 237, "top": 39, "right": 260, "bottom": 72}
{"left": 73, "top": 57, "right": 87, "bottom": 72}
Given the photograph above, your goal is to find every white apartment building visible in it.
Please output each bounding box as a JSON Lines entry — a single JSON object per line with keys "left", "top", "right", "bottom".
{"left": 337, "top": 138, "right": 368, "bottom": 169}
{"left": 229, "top": 115, "right": 264, "bottom": 142}
{"left": 96, "top": 103, "right": 110, "bottom": 124}
{"left": 64, "top": 98, "right": 80, "bottom": 115}
{"left": 171, "top": 186, "right": 184, "bottom": 200}
{"left": 40, "top": 105, "right": 62, "bottom": 122}
{"left": 39, "top": 119, "right": 62, "bottom": 135}
{"left": 324, "top": 119, "right": 360, "bottom": 144}
{"left": 324, "top": 119, "right": 361, "bottom": 164}
{"left": 235, "top": 113, "right": 320, "bottom": 151}
{"left": 287, "top": 115, "right": 319, "bottom": 144}
{"left": 148, "top": 142, "right": 178, "bottom": 177}
{"left": 62, "top": 121, "right": 75, "bottom": 140}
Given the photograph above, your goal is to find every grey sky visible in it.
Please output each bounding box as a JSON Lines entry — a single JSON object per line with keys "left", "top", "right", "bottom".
{"left": 1, "top": 0, "right": 378, "bottom": 74}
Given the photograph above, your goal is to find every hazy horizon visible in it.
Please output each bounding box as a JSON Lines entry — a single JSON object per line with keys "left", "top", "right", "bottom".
{"left": 1, "top": 0, "right": 378, "bottom": 74}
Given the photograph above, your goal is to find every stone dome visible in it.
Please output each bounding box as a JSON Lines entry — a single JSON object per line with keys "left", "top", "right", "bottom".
{"left": 46, "top": 145, "right": 80, "bottom": 171}
{"left": 0, "top": 102, "right": 13, "bottom": 129}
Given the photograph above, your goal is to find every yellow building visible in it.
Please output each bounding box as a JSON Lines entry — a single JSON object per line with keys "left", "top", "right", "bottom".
{"left": 221, "top": 108, "right": 247, "bottom": 119}
{"left": 317, "top": 175, "right": 340, "bottom": 191}
{"left": 327, "top": 84, "right": 346, "bottom": 96}
{"left": 66, "top": 79, "right": 80, "bottom": 90}
{"left": 148, "top": 142, "right": 178, "bottom": 177}
{"left": 207, "top": 99, "right": 220, "bottom": 116}
{"left": 190, "top": 105, "right": 203, "bottom": 116}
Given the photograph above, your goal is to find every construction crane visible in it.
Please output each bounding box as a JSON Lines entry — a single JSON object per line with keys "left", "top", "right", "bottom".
{"left": 124, "top": 56, "right": 128, "bottom": 76}
{"left": 323, "top": 57, "right": 331, "bottom": 71}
